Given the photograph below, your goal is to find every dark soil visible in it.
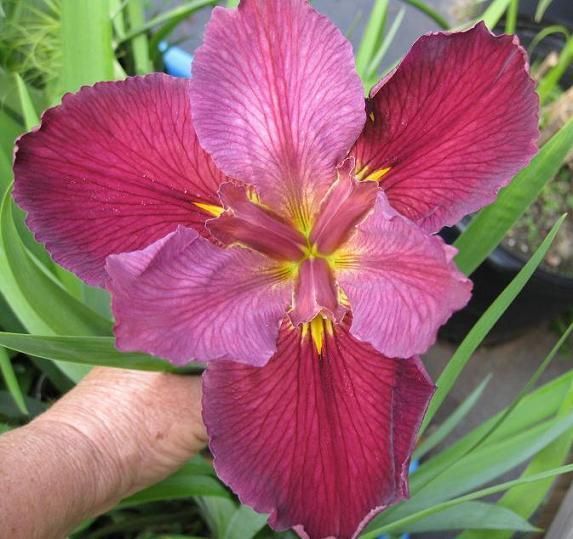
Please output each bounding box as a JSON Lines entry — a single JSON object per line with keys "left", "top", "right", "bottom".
{"left": 503, "top": 166, "right": 573, "bottom": 276}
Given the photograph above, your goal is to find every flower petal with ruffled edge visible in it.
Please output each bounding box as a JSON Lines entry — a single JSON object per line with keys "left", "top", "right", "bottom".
{"left": 350, "top": 22, "right": 538, "bottom": 233}
{"left": 190, "top": 0, "right": 365, "bottom": 224}
{"left": 203, "top": 318, "right": 434, "bottom": 539}
{"left": 336, "top": 193, "right": 472, "bottom": 359}
{"left": 13, "top": 74, "right": 225, "bottom": 286}
{"left": 106, "top": 227, "right": 292, "bottom": 366}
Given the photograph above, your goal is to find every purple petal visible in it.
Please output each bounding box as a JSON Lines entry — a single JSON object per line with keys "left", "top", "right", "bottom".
{"left": 106, "top": 227, "right": 292, "bottom": 366}
{"left": 337, "top": 193, "right": 472, "bottom": 358}
{"left": 290, "top": 258, "right": 344, "bottom": 325}
{"left": 190, "top": 0, "right": 365, "bottom": 221}
{"left": 208, "top": 182, "right": 306, "bottom": 260}
{"left": 310, "top": 159, "right": 378, "bottom": 255}
{"left": 350, "top": 22, "right": 539, "bottom": 233}
{"left": 203, "top": 319, "right": 435, "bottom": 539}
{"left": 13, "top": 74, "right": 225, "bottom": 286}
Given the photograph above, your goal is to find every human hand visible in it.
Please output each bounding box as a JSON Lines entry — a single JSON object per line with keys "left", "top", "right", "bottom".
{"left": 0, "top": 367, "right": 207, "bottom": 539}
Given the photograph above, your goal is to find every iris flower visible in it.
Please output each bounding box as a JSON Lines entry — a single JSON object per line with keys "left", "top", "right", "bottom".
{"left": 13, "top": 1, "right": 537, "bottom": 537}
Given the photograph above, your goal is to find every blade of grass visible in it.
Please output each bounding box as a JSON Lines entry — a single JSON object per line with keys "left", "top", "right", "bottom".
{"left": 528, "top": 24, "right": 570, "bottom": 57}
{"left": 399, "top": 319, "right": 573, "bottom": 528}
{"left": 0, "top": 189, "right": 112, "bottom": 337}
{"left": 454, "top": 119, "right": 573, "bottom": 276}
{"left": 538, "top": 34, "right": 573, "bottom": 104}
{"left": 505, "top": 0, "right": 519, "bottom": 33}
{"left": 479, "top": 0, "right": 513, "bottom": 29}
{"left": 381, "top": 501, "right": 537, "bottom": 533}
{"left": 411, "top": 368, "right": 573, "bottom": 494}
{"left": 535, "top": 0, "right": 555, "bottom": 22}
{"left": 0, "top": 346, "right": 28, "bottom": 415}
{"left": 360, "top": 464, "right": 573, "bottom": 537}
{"left": 0, "top": 332, "right": 204, "bottom": 373}
{"left": 422, "top": 215, "right": 566, "bottom": 434}
{"left": 14, "top": 74, "right": 39, "bottom": 129}
{"left": 399, "top": 0, "right": 449, "bottom": 30}
{"left": 118, "top": 0, "right": 217, "bottom": 45}
{"left": 464, "top": 320, "right": 573, "bottom": 453}
{"left": 366, "top": 8, "right": 405, "bottom": 80}
{"left": 460, "top": 378, "right": 573, "bottom": 539}
{"left": 60, "top": 0, "right": 115, "bottom": 93}
{"left": 414, "top": 375, "right": 491, "bottom": 460}
{"left": 377, "top": 412, "right": 573, "bottom": 528}
{"left": 14, "top": 74, "right": 84, "bottom": 296}
{"left": 121, "top": 458, "right": 229, "bottom": 507}
{"left": 355, "top": 0, "right": 389, "bottom": 83}
{"left": 126, "top": 0, "right": 153, "bottom": 74}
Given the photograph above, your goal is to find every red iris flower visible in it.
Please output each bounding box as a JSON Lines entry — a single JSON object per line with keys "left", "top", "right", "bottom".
{"left": 13, "top": 1, "right": 538, "bottom": 537}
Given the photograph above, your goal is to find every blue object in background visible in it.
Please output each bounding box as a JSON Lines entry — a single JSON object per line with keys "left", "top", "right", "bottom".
{"left": 159, "top": 39, "right": 417, "bottom": 539}
{"left": 159, "top": 42, "right": 194, "bottom": 78}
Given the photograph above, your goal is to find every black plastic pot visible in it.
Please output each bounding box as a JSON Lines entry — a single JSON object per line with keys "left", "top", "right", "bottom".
{"left": 439, "top": 225, "right": 573, "bottom": 344}
{"left": 516, "top": 0, "right": 573, "bottom": 27}
{"left": 440, "top": 5, "right": 573, "bottom": 344}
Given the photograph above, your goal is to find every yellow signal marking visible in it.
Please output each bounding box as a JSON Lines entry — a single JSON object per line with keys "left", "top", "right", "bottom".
{"left": 193, "top": 202, "right": 224, "bottom": 217}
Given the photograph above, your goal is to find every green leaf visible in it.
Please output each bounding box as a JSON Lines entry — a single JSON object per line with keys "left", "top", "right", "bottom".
{"left": 224, "top": 506, "right": 268, "bottom": 539}
{"left": 535, "top": 0, "right": 555, "bottom": 21}
{"left": 126, "top": 0, "right": 153, "bottom": 75}
{"left": 0, "top": 390, "right": 46, "bottom": 420}
{"left": 0, "top": 189, "right": 113, "bottom": 338}
{"left": 0, "top": 346, "right": 28, "bottom": 415}
{"left": 414, "top": 375, "right": 491, "bottom": 460}
{"left": 504, "top": 0, "right": 519, "bottom": 33}
{"left": 538, "top": 34, "right": 573, "bottom": 104}
{"left": 355, "top": 0, "right": 389, "bottom": 83}
{"left": 411, "top": 368, "right": 573, "bottom": 497}
{"left": 455, "top": 120, "right": 573, "bottom": 276}
{"left": 0, "top": 332, "right": 204, "bottom": 373}
{"left": 226, "top": 0, "right": 239, "bottom": 7}
{"left": 422, "top": 215, "right": 566, "bottom": 433}
{"left": 389, "top": 501, "right": 537, "bottom": 533}
{"left": 14, "top": 74, "right": 39, "bottom": 130}
{"left": 375, "top": 412, "right": 573, "bottom": 528}
{"left": 195, "top": 497, "right": 239, "bottom": 538}
{"left": 0, "top": 189, "right": 113, "bottom": 382}
{"left": 460, "top": 379, "right": 573, "bottom": 539}
{"left": 0, "top": 147, "right": 12, "bottom": 193}
{"left": 60, "top": 0, "right": 115, "bottom": 94}
{"left": 399, "top": 0, "right": 450, "bottom": 29}
{"left": 360, "top": 463, "right": 573, "bottom": 537}
{"left": 373, "top": 330, "right": 573, "bottom": 531}
{"left": 479, "top": 0, "right": 513, "bottom": 28}
{"left": 118, "top": 0, "right": 218, "bottom": 45}
{"left": 122, "top": 459, "right": 230, "bottom": 507}
{"left": 366, "top": 8, "right": 405, "bottom": 82}
{"left": 528, "top": 25, "right": 570, "bottom": 57}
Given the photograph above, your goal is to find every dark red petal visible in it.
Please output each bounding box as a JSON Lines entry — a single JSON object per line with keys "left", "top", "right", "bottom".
{"left": 13, "top": 74, "right": 225, "bottom": 286}
{"left": 351, "top": 22, "right": 539, "bottom": 233}
{"left": 203, "top": 319, "right": 434, "bottom": 539}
